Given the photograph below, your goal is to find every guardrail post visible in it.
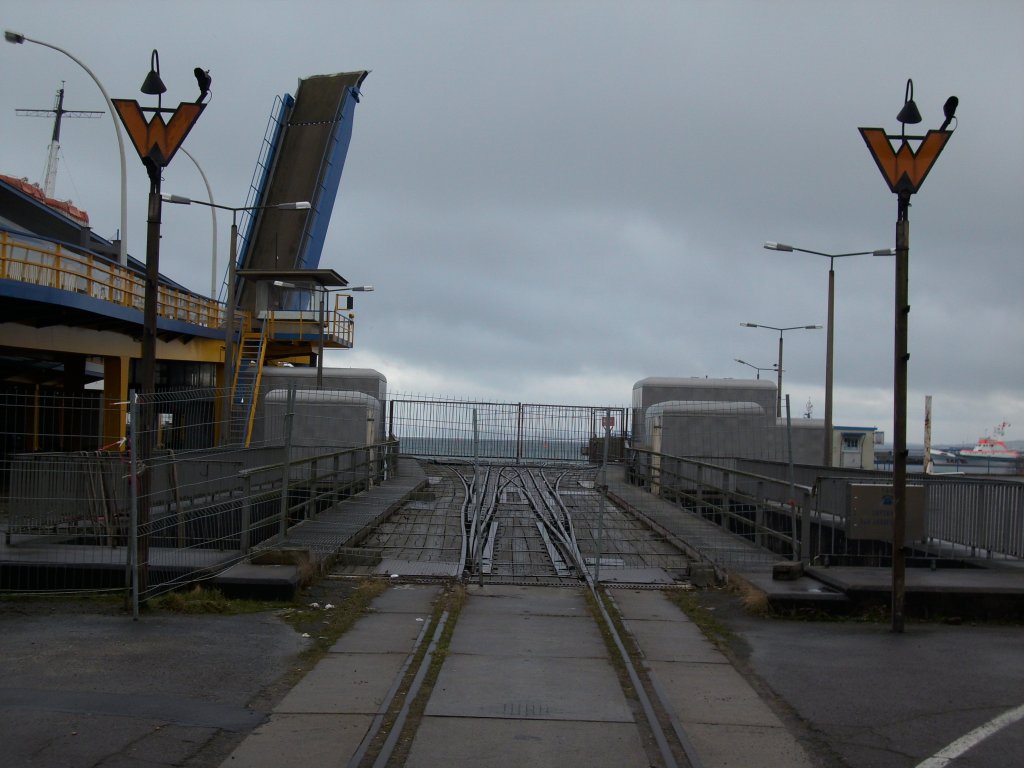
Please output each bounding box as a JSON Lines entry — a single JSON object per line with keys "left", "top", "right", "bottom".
{"left": 981, "top": 484, "right": 991, "bottom": 559}
{"left": 365, "top": 447, "right": 372, "bottom": 491}
{"left": 516, "top": 403, "right": 523, "bottom": 465}
{"left": 308, "top": 455, "right": 319, "bottom": 519}
{"left": 755, "top": 480, "right": 765, "bottom": 548}
{"left": 278, "top": 385, "right": 295, "bottom": 538}
{"left": 801, "top": 488, "right": 813, "bottom": 565}
{"left": 240, "top": 474, "right": 252, "bottom": 555}
{"left": 332, "top": 453, "right": 341, "bottom": 504}
{"left": 128, "top": 391, "right": 140, "bottom": 620}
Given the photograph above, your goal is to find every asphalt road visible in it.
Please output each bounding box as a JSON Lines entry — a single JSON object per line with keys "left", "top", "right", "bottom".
{"left": 706, "top": 590, "right": 1024, "bottom": 768}
{"left": 0, "top": 597, "right": 306, "bottom": 768}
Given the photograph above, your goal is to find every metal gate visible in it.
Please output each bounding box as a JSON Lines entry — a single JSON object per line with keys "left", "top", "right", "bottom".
{"left": 387, "top": 399, "right": 629, "bottom": 463}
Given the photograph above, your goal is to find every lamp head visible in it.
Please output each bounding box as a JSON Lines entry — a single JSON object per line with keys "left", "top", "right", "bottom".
{"left": 140, "top": 49, "right": 167, "bottom": 95}
{"left": 806, "top": 325, "right": 823, "bottom": 330}
{"left": 741, "top": 322, "right": 758, "bottom": 328}
{"left": 276, "top": 201, "right": 311, "bottom": 210}
{"left": 764, "top": 242, "right": 793, "bottom": 252}
{"left": 161, "top": 194, "right": 192, "bottom": 205}
{"left": 4, "top": 30, "right": 26, "bottom": 44}
{"left": 940, "top": 95, "right": 959, "bottom": 131}
{"left": 896, "top": 78, "right": 922, "bottom": 126}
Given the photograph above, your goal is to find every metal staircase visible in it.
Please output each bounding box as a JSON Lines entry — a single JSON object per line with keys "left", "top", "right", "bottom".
{"left": 229, "top": 327, "right": 268, "bottom": 446}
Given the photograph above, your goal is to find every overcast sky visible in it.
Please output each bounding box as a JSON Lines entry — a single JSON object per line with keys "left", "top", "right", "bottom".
{"left": 2, "top": 1, "right": 1022, "bottom": 444}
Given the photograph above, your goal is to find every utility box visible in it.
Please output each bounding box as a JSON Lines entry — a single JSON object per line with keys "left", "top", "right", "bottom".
{"left": 584, "top": 436, "right": 625, "bottom": 463}
{"left": 847, "top": 484, "right": 925, "bottom": 542}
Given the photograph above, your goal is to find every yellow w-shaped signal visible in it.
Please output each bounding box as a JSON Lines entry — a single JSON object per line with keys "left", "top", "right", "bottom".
{"left": 113, "top": 100, "right": 204, "bottom": 168}
{"left": 860, "top": 128, "right": 952, "bottom": 195}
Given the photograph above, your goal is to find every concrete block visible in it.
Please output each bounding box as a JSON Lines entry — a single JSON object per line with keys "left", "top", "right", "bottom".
{"left": 773, "top": 560, "right": 804, "bottom": 581}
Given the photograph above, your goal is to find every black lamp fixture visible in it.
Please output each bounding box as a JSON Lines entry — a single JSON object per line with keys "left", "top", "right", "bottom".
{"left": 896, "top": 78, "right": 922, "bottom": 133}
{"left": 140, "top": 49, "right": 166, "bottom": 108}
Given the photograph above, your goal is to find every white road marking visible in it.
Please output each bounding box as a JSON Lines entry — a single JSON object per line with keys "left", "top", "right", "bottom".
{"left": 915, "top": 702, "right": 1024, "bottom": 768}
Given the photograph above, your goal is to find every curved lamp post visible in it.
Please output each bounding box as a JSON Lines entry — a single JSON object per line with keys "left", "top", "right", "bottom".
{"left": 5, "top": 29, "right": 129, "bottom": 265}
{"left": 179, "top": 147, "right": 218, "bottom": 298}
{"left": 859, "top": 79, "right": 956, "bottom": 633}
{"left": 734, "top": 358, "right": 779, "bottom": 381}
{"left": 741, "top": 323, "right": 821, "bottom": 418}
{"left": 764, "top": 242, "right": 894, "bottom": 466}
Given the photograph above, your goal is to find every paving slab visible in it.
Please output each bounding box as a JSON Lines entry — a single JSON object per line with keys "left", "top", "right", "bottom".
{"left": 405, "top": 718, "right": 650, "bottom": 768}
{"left": 684, "top": 722, "right": 817, "bottom": 768}
{"left": 448, "top": 613, "right": 606, "bottom": 657}
{"left": 220, "top": 712, "right": 372, "bottom": 765}
{"left": 648, "top": 659, "right": 784, "bottom": 727}
{"left": 614, "top": 589, "right": 725, "bottom": 663}
{"left": 220, "top": 713, "right": 373, "bottom": 766}
{"left": 376, "top": 558, "right": 461, "bottom": 577}
{"left": 367, "top": 582, "right": 441, "bottom": 612}
{"left": 275, "top": 653, "right": 407, "bottom": 714}
{"left": 611, "top": 587, "right": 691, "bottom": 621}
{"left": 329, "top": 611, "right": 429, "bottom": 653}
{"left": 425, "top": 654, "right": 634, "bottom": 722}
{"left": 464, "top": 584, "right": 589, "bottom": 616}
{"left": 599, "top": 566, "right": 676, "bottom": 584}
{"left": 625, "top": 617, "right": 726, "bottom": 664}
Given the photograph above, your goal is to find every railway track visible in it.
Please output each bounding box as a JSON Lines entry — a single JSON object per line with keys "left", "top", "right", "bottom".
{"left": 338, "top": 460, "right": 705, "bottom": 767}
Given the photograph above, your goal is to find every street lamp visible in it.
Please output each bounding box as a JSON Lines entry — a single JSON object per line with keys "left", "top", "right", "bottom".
{"left": 162, "top": 194, "right": 310, "bottom": 442}
{"left": 740, "top": 323, "right": 822, "bottom": 417}
{"left": 734, "top": 358, "right": 779, "bottom": 380}
{"left": 5, "top": 29, "right": 129, "bottom": 265}
{"left": 859, "top": 78, "right": 956, "bottom": 633}
{"left": 109, "top": 51, "right": 206, "bottom": 608}
{"left": 764, "top": 242, "right": 894, "bottom": 466}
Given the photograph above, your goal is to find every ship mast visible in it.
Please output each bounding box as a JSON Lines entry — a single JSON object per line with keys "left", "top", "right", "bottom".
{"left": 16, "top": 84, "right": 103, "bottom": 198}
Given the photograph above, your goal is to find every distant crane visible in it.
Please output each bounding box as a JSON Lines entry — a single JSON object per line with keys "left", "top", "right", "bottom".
{"left": 16, "top": 84, "right": 103, "bottom": 198}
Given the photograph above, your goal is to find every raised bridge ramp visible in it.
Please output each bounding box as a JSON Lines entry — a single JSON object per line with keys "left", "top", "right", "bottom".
{"left": 236, "top": 71, "right": 368, "bottom": 312}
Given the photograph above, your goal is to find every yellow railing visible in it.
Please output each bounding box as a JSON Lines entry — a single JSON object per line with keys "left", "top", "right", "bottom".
{"left": 0, "top": 230, "right": 230, "bottom": 331}
{"left": 259, "top": 292, "right": 354, "bottom": 348}
{"left": 331, "top": 293, "right": 356, "bottom": 347}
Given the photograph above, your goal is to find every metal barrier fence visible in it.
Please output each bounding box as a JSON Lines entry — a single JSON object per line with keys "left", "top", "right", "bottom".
{"left": 628, "top": 448, "right": 1024, "bottom": 565}
{"left": 9, "top": 381, "right": 1017, "bottom": 599}
{"left": 628, "top": 448, "right": 812, "bottom": 562}
{"left": 388, "top": 397, "right": 629, "bottom": 463}
{"left": 2, "top": 385, "right": 395, "bottom": 607}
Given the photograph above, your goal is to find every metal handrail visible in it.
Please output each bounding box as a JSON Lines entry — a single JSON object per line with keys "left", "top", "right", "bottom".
{"left": 0, "top": 230, "right": 229, "bottom": 330}
{"left": 255, "top": 293, "right": 354, "bottom": 348}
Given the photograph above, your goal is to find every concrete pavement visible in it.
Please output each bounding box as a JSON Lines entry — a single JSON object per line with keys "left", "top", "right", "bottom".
{"left": 220, "top": 584, "right": 818, "bottom": 767}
